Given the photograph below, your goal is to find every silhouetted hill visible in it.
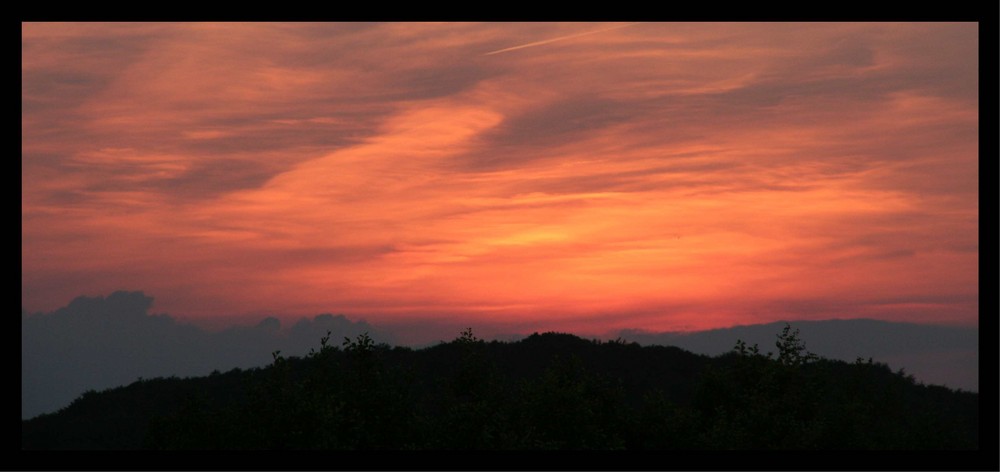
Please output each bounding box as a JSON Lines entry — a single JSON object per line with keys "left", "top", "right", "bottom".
{"left": 620, "top": 318, "right": 979, "bottom": 392}
{"left": 23, "top": 292, "right": 979, "bottom": 422}
{"left": 22, "top": 326, "right": 978, "bottom": 451}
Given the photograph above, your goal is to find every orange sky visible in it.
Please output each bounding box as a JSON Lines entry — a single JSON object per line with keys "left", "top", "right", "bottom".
{"left": 21, "top": 23, "right": 979, "bottom": 340}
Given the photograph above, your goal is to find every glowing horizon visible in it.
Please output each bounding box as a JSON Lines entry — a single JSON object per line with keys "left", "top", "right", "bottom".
{"left": 22, "top": 22, "right": 978, "bottom": 337}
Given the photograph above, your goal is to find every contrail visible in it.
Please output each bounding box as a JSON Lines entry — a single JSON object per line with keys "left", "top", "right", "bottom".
{"left": 484, "top": 22, "right": 640, "bottom": 56}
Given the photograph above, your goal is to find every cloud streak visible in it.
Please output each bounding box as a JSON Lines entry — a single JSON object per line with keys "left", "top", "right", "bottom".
{"left": 483, "top": 22, "right": 639, "bottom": 56}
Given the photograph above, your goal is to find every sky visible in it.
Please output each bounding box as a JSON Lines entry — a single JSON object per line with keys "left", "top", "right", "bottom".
{"left": 22, "top": 22, "right": 979, "bottom": 342}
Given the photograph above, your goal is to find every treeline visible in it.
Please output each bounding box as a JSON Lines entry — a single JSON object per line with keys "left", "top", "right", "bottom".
{"left": 21, "top": 325, "right": 978, "bottom": 450}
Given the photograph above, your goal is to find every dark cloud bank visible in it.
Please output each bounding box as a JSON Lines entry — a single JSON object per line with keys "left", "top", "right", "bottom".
{"left": 21, "top": 291, "right": 978, "bottom": 420}
{"left": 21, "top": 291, "right": 391, "bottom": 419}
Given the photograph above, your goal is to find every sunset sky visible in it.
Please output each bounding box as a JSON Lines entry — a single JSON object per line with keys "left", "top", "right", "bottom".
{"left": 21, "top": 23, "right": 979, "bottom": 341}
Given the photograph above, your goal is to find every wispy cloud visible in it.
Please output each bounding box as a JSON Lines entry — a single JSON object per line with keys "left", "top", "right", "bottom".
{"left": 22, "top": 23, "right": 978, "bottom": 333}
